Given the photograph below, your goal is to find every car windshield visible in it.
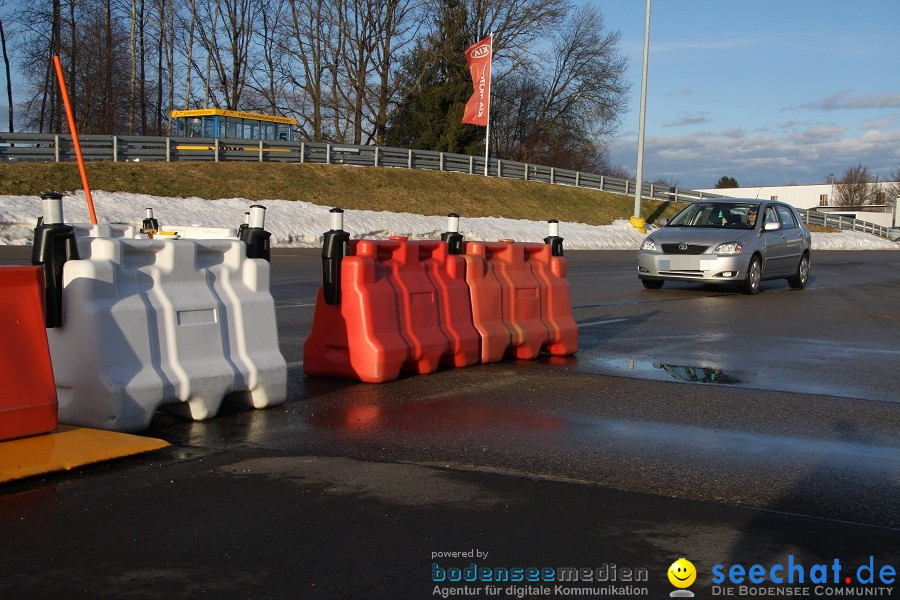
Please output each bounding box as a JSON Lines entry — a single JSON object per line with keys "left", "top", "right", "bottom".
{"left": 667, "top": 202, "right": 760, "bottom": 229}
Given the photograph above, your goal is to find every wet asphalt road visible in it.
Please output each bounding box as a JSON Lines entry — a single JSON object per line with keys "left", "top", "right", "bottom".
{"left": 0, "top": 247, "right": 898, "bottom": 599}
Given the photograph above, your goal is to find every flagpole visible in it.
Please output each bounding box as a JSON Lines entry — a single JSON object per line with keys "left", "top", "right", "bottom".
{"left": 484, "top": 32, "right": 492, "bottom": 177}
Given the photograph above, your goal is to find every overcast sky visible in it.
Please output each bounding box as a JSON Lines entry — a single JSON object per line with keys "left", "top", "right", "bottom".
{"left": 597, "top": 0, "right": 900, "bottom": 189}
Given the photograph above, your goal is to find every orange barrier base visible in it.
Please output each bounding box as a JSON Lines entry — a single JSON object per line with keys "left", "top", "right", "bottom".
{"left": 0, "top": 427, "right": 169, "bottom": 484}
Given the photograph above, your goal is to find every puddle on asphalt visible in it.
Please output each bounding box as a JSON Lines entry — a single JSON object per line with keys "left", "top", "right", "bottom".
{"left": 574, "top": 354, "right": 884, "bottom": 401}
{"left": 583, "top": 357, "right": 745, "bottom": 386}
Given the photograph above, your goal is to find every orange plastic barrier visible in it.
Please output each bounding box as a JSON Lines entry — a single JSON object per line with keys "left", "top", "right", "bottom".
{"left": 525, "top": 243, "right": 578, "bottom": 357}
{"left": 0, "top": 266, "right": 59, "bottom": 441}
{"left": 304, "top": 237, "right": 479, "bottom": 383}
{"left": 463, "top": 241, "right": 577, "bottom": 362}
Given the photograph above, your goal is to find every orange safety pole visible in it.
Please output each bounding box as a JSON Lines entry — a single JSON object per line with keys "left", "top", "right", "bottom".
{"left": 52, "top": 55, "right": 97, "bottom": 224}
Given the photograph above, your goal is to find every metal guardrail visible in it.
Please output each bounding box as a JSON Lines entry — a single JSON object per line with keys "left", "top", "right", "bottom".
{"left": 796, "top": 207, "right": 894, "bottom": 238}
{"left": 0, "top": 132, "right": 715, "bottom": 203}
{"left": 0, "top": 132, "right": 894, "bottom": 239}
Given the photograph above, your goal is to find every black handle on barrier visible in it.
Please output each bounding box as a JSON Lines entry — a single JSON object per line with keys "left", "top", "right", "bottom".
{"left": 440, "top": 212, "right": 464, "bottom": 255}
{"left": 322, "top": 228, "right": 351, "bottom": 305}
{"left": 440, "top": 231, "right": 464, "bottom": 255}
{"left": 240, "top": 205, "right": 271, "bottom": 261}
{"left": 240, "top": 227, "right": 272, "bottom": 261}
{"left": 31, "top": 192, "right": 79, "bottom": 328}
{"left": 543, "top": 236, "right": 564, "bottom": 256}
{"left": 237, "top": 212, "right": 250, "bottom": 238}
{"left": 544, "top": 219, "right": 564, "bottom": 256}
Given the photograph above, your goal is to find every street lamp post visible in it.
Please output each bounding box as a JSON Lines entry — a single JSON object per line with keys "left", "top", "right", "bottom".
{"left": 631, "top": 0, "right": 652, "bottom": 234}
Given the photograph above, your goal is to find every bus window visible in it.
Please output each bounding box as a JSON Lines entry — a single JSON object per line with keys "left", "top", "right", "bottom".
{"left": 261, "top": 123, "right": 274, "bottom": 140}
{"left": 203, "top": 116, "right": 217, "bottom": 138}
{"left": 225, "top": 118, "right": 239, "bottom": 140}
{"left": 276, "top": 124, "right": 289, "bottom": 141}
{"left": 189, "top": 118, "right": 201, "bottom": 137}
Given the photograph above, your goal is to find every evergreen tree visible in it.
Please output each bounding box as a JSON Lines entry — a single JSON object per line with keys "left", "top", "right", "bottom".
{"left": 715, "top": 176, "right": 739, "bottom": 188}
{"left": 385, "top": 0, "right": 482, "bottom": 154}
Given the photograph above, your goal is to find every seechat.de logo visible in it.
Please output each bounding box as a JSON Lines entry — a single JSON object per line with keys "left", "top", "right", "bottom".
{"left": 470, "top": 44, "right": 490, "bottom": 59}
{"left": 668, "top": 558, "right": 697, "bottom": 598}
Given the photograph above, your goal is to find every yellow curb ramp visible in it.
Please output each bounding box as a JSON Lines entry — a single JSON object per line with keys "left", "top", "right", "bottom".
{"left": 0, "top": 426, "right": 170, "bottom": 484}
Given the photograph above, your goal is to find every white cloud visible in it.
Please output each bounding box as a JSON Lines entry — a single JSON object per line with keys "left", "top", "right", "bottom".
{"left": 610, "top": 123, "right": 900, "bottom": 188}
{"left": 661, "top": 114, "right": 711, "bottom": 128}
{"left": 797, "top": 89, "right": 900, "bottom": 111}
{"left": 860, "top": 118, "right": 895, "bottom": 131}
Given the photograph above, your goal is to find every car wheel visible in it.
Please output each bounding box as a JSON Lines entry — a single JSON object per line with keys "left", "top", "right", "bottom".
{"left": 788, "top": 253, "right": 810, "bottom": 289}
{"left": 741, "top": 256, "right": 761, "bottom": 295}
{"left": 641, "top": 279, "right": 664, "bottom": 289}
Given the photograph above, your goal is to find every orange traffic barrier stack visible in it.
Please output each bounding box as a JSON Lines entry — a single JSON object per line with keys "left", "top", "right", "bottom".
{"left": 463, "top": 220, "right": 577, "bottom": 362}
{"left": 0, "top": 266, "right": 58, "bottom": 441}
{"left": 304, "top": 212, "right": 576, "bottom": 383}
{"left": 525, "top": 242, "right": 578, "bottom": 356}
{"left": 304, "top": 210, "right": 479, "bottom": 383}
{"left": 403, "top": 239, "right": 479, "bottom": 369}
{"left": 464, "top": 241, "right": 548, "bottom": 361}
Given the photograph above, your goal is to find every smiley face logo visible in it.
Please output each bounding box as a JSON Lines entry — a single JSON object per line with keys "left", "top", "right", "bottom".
{"left": 668, "top": 558, "right": 696, "bottom": 588}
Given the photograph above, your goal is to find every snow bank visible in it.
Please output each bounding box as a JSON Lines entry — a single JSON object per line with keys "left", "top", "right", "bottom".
{"left": 1, "top": 191, "right": 896, "bottom": 251}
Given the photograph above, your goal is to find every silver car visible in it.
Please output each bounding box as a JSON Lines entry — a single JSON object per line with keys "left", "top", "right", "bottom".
{"left": 637, "top": 198, "right": 811, "bottom": 294}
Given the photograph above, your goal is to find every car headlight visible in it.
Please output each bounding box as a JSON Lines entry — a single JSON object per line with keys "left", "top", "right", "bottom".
{"left": 713, "top": 241, "right": 743, "bottom": 254}
{"left": 640, "top": 238, "right": 656, "bottom": 251}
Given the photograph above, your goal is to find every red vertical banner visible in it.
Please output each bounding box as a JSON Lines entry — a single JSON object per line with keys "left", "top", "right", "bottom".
{"left": 462, "top": 36, "right": 492, "bottom": 126}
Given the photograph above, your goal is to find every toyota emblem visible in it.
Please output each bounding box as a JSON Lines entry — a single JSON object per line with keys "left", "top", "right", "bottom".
{"left": 678, "top": 243, "right": 688, "bottom": 251}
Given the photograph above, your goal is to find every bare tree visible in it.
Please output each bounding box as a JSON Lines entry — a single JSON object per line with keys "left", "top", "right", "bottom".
{"left": 183, "top": 0, "right": 196, "bottom": 108}
{"left": 463, "top": 0, "right": 568, "bottom": 69}
{"left": 156, "top": 0, "right": 165, "bottom": 132}
{"left": 490, "top": 4, "right": 627, "bottom": 170}
{"left": 284, "top": 0, "right": 337, "bottom": 140}
{"left": 166, "top": 0, "right": 174, "bottom": 130}
{"left": 139, "top": 0, "right": 147, "bottom": 132}
{"left": 0, "top": 5, "right": 13, "bottom": 132}
{"left": 246, "top": 0, "right": 286, "bottom": 114}
{"left": 834, "top": 164, "right": 876, "bottom": 207}
{"left": 194, "top": 0, "right": 258, "bottom": 110}
{"left": 369, "top": 0, "right": 419, "bottom": 145}
{"left": 103, "top": 0, "right": 113, "bottom": 133}
{"left": 129, "top": 0, "right": 137, "bottom": 131}
{"left": 881, "top": 166, "right": 900, "bottom": 208}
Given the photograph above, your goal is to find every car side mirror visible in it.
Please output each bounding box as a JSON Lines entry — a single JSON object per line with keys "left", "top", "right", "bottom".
{"left": 764, "top": 221, "right": 781, "bottom": 231}
{"left": 659, "top": 218, "right": 668, "bottom": 227}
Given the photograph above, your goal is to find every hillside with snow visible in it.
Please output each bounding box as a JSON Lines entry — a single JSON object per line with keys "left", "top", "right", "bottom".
{"left": 1, "top": 191, "right": 897, "bottom": 250}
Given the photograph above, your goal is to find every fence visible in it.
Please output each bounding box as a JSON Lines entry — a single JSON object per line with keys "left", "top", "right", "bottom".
{"left": 795, "top": 207, "right": 894, "bottom": 238}
{"left": 0, "top": 132, "right": 713, "bottom": 203}
{"left": 0, "top": 132, "right": 893, "bottom": 238}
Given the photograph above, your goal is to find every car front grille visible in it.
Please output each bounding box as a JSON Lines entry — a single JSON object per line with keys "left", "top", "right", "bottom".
{"left": 661, "top": 244, "right": 708, "bottom": 255}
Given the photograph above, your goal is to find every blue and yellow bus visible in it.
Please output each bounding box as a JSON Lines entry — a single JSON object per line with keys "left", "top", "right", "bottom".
{"left": 171, "top": 109, "right": 297, "bottom": 149}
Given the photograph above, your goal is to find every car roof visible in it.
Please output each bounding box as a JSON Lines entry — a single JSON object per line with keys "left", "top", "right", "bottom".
{"left": 693, "top": 197, "right": 762, "bottom": 204}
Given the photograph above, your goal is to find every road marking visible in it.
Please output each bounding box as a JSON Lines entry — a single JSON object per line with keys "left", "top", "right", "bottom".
{"left": 286, "top": 360, "right": 304, "bottom": 368}
{"left": 578, "top": 318, "right": 627, "bottom": 328}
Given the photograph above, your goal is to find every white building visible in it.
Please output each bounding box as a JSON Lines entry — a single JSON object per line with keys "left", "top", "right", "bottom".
{"left": 694, "top": 182, "right": 899, "bottom": 228}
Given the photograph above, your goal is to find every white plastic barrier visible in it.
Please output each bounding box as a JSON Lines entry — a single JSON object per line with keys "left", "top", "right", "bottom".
{"left": 72, "top": 223, "right": 139, "bottom": 239}
{"left": 163, "top": 225, "right": 237, "bottom": 240}
{"left": 71, "top": 223, "right": 237, "bottom": 240}
{"left": 47, "top": 237, "right": 287, "bottom": 432}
